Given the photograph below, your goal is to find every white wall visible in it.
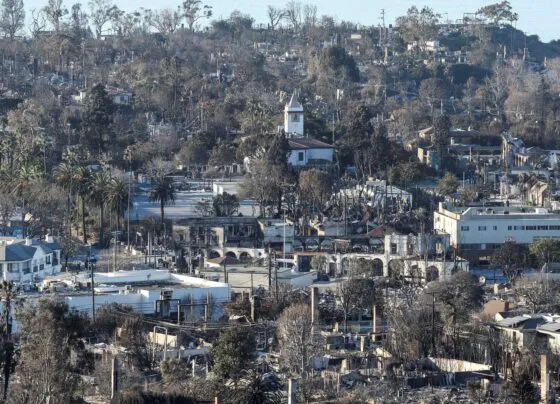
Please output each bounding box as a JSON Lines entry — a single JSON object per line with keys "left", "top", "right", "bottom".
{"left": 284, "top": 110, "right": 304, "bottom": 135}
{"left": 288, "top": 148, "right": 333, "bottom": 166}
{"left": 435, "top": 212, "right": 560, "bottom": 247}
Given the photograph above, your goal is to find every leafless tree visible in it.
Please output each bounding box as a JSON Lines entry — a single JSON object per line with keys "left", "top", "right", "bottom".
{"left": 284, "top": 1, "right": 302, "bottom": 32}
{"left": 277, "top": 302, "right": 322, "bottom": 377}
{"left": 266, "top": 5, "right": 284, "bottom": 30}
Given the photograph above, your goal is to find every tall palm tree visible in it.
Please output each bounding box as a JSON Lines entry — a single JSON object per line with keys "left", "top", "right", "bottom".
{"left": 74, "top": 166, "right": 91, "bottom": 244}
{"left": 149, "top": 176, "right": 175, "bottom": 223}
{"left": 54, "top": 161, "right": 78, "bottom": 236}
{"left": 7, "top": 164, "right": 42, "bottom": 237}
{"left": 0, "top": 280, "right": 14, "bottom": 399}
{"left": 89, "top": 171, "right": 111, "bottom": 245}
{"left": 105, "top": 176, "right": 130, "bottom": 231}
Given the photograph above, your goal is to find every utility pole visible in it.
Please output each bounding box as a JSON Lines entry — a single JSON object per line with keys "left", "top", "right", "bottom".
{"left": 91, "top": 260, "right": 95, "bottom": 321}
{"left": 425, "top": 291, "right": 437, "bottom": 355}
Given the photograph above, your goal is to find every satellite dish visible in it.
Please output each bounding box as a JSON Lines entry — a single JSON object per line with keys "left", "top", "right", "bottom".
{"left": 479, "top": 276, "right": 486, "bottom": 285}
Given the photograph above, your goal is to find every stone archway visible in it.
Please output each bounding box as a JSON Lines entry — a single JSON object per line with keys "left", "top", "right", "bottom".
{"left": 208, "top": 250, "right": 221, "bottom": 259}
{"left": 225, "top": 251, "right": 237, "bottom": 259}
{"left": 239, "top": 251, "right": 251, "bottom": 261}
{"left": 372, "top": 258, "right": 384, "bottom": 277}
{"left": 426, "top": 266, "right": 439, "bottom": 282}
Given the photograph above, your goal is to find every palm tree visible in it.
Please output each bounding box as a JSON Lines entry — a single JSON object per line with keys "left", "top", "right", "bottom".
{"left": 227, "top": 370, "right": 283, "bottom": 404}
{"left": 105, "top": 176, "right": 130, "bottom": 231}
{"left": 149, "top": 176, "right": 175, "bottom": 223}
{"left": 74, "top": 166, "right": 91, "bottom": 244}
{"left": 6, "top": 164, "right": 42, "bottom": 237}
{"left": 0, "top": 280, "right": 14, "bottom": 399}
{"left": 54, "top": 161, "right": 78, "bottom": 236}
{"left": 89, "top": 171, "right": 111, "bottom": 245}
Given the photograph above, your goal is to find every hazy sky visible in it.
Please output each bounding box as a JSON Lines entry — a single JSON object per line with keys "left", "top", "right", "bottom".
{"left": 24, "top": 0, "right": 560, "bottom": 42}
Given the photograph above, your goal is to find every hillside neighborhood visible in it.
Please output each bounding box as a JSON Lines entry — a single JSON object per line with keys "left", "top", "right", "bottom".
{"left": 1, "top": 0, "right": 560, "bottom": 403}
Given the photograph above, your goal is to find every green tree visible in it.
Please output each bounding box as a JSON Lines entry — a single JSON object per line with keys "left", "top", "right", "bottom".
{"left": 89, "top": 171, "right": 111, "bottom": 245}
{"left": 396, "top": 6, "right": 440, "bottom": 50}
{"left": 82, "top": 84, "right": 114, "bottom": 156}
{"left": 149, "top": 175, "right": 175, "bottom": 223}
{"left": 491, "top": 241, "right": 528, "bottom": 282}
{"left": 9, "top": 298, "right": 92, "bottom": 403}
{"left": 105, "top": 176, "right": 130, "bottom": 230}
{"left": 227, "top": 370, "right": 282, "bottom": 404}
{"left": 435, "top": 172, "right": 458, "bottom": 196}
{"left": 212, "top": 192, "right": 239, "bottom": 217}
{"left": 0, "top": 0, "right": 25, "bottom": 39}
{"left": 211, "top": 326, "right": 255, "bottom": 383}
{"left": 477, "top": 1, "right": 518, "bottom": 26}
{"left": 530, "top": 238, "right": 560, "bottom": 270}
{"left": 307, "top": 45, "right": 360, "bottom": 83}
{"left": 432, "top": 114, "right": 451, "bottom": 167}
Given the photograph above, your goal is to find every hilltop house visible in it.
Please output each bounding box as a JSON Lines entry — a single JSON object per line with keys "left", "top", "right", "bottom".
{"left": 283, "top": 94, "right": 334, "bottom": 168}
{"left": 0, "top": 235, "right": 62, "bottom": 282}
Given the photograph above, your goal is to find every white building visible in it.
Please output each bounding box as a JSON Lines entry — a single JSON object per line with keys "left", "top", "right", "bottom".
{"left": 0, "top": 236, "right": 62, "bottom": 282}
{"left": 284, "top": 93, "right": 304, "bottom": 136}
{"left": 434, "top": 202, "right": 560, "bottom": 253}
{"left": 287, "top": 138, "right": 334, "bottom": 167}
{"left": 64, "top": 270, "right": 230, "bottom": 316}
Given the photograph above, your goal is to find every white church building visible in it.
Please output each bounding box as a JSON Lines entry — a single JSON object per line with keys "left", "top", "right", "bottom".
{"left": 284, "top": 94, "right": 334, "bottom": 168}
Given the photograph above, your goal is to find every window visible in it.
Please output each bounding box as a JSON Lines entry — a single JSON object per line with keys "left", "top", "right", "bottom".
{"left": 292, "top": 113, "right": 300, "bottom": 122}
{"left": 478, "top": 226, "right": 487, "bottom": 231}
{"left": 460, "top": 226, "right": 470, "bottom": 231}
{"left": 46, "top": 255, "right": 51, "bottom": 265}
{"left": 508, "top": 226, "right": 512, "bottom": 230}
{"left": 6, "top": 263, "right": 15, "bottom": 273}
{"left": 390, "top": 243, "right": 398, "bottom": 254}
{"left": 298, "top": 152, "right": 304, "bottom": 161}
{"left": 538, "top": 226, "right": 549, "bottom": 231}
{"left": 493, "top": 226, "right": 498, "bottom": 230}
{"left": 526, "top": 226, "right": 536, "bottom": 231}
{"left": 514, "top": 226, "right": 525, "bottom": 230}
{"left": 549, "top": 226, "right": 560, "bottom": 230}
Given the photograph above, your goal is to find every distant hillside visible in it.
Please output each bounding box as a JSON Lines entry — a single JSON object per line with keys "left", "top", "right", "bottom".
{"left": 440, "top": 24, "right": 560, "bottom": 63}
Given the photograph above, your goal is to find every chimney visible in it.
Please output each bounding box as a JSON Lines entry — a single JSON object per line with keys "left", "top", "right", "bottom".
{"left": 311, "top": 287, "right": 318, "bottom": 324}
{"left": 288, "top": 379, "right": 297, "bottom": 404}
{"left": 45, "top": 234, "right": 53, "bottom": 243}
{"left": 25, "top": 237, "right": 32, "bottom": 246}
{"left": 541, "top": 354, "right": 549, "bottom": 403}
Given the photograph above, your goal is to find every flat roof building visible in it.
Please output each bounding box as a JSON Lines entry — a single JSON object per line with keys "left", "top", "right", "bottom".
{"left": 434, "top": 202, "right": 560, "bottom": 262}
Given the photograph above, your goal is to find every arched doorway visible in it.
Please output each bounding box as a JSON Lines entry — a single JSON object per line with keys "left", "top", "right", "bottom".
{"left": 239, "top": 251, "right": 251, "bottom": 262}
{"left": 225, "top": 251, "right": 237, "bottom": 259}
{"left": 208, "top": 250, "right": 221, "bottom": 259}
{"left": 372, "top": 258, "right": 384, "bottom": 277}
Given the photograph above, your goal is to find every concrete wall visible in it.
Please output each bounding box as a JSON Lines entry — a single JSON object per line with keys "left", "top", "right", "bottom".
{"left": 288, "top": 148, "right": 333, "bottom": 166}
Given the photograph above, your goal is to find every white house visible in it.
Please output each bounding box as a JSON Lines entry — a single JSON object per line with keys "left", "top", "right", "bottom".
{"left": 0, "top": 236, "right": 62, "bottom": 282}
{"left": 287, "top": 138, "right": 334, "bottom": 167}
{"left": 284, "top": 93, "right": 304, "bottom": 136}
{"left": 434, "top": 202, "right": 560, "bottom": 253}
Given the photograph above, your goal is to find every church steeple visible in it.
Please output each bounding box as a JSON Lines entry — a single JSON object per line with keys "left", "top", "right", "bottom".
{"left": 284, "top": 93, "right": 304, "bottom": 137}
